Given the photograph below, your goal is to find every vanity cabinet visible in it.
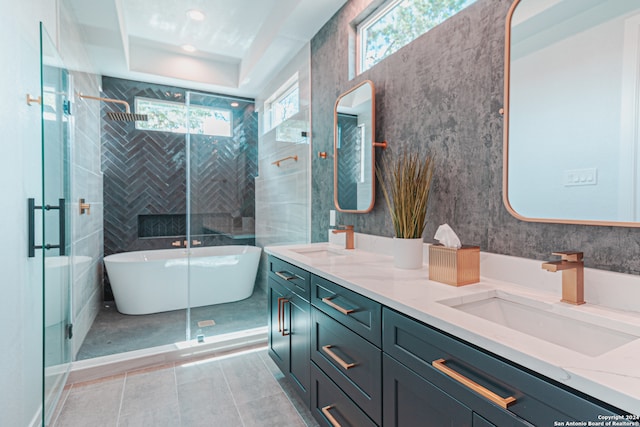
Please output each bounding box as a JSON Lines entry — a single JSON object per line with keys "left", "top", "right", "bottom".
{"left": 383, "top": 307, "right": 623, "bottom": 426}
{"left": 266, "top": 255, "right": 628, "bottom": 426}
{"left": 310, "top": 274, "right": 383, "bottom": 426}
{"left": 267, "top": 257, "right": 311, "bottom": 405}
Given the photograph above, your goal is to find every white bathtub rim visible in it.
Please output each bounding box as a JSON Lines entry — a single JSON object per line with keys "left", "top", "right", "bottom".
{"left": 104, "top": 245, "right": 261, "bottom": 263}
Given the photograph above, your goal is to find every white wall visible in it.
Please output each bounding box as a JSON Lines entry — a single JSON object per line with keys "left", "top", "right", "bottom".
{"left": 255, "top": 44, "right": 311, "bottom": 291}
{"left": 255, "top": 44, "right": 312, "bottom": 249}
{"left": 0, "top": 0, "right": 58, "bottom": 425}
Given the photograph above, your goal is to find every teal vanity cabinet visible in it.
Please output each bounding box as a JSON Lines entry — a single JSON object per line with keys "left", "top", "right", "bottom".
{"left": 267, "top": 256, "right": 311, "bottom": 405}
{"left": 266, "top": 255, "right": 630, "bottom": 426}
{"left": 310, "top": 275, "right": 383, "bottom": 426}
{"left": 383, "top": 308, "right": 624, "bottom": 426}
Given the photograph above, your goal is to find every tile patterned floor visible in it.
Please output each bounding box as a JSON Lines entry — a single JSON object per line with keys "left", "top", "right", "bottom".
{"left": 52, "top": 347, "right": 320, "bottom": 427}
{"left": 77, "top": 289, "right": 267, "bottom": 360}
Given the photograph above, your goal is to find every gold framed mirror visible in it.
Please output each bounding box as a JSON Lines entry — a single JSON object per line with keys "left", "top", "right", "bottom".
{"left": 503, "top": 0, "right": 640, "bottom": 227}
{"left": 334, "top": 80, "right": 385, "bottom": 213}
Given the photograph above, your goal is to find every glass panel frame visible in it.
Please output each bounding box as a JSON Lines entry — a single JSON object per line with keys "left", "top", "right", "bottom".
{"left": 40, "top": 22, "right": 72, "bottom": 426}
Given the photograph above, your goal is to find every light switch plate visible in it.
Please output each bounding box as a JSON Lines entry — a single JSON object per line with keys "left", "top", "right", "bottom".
{"left": 564, "top": 168, "right": 597, "bottom": 186}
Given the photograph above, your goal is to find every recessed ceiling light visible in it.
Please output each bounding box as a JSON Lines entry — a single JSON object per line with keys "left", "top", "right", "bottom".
{"left": 230, "top": 102, "right": 239, "bottom": 107}
{"left": 186, "top": 9, "right": 206, "bottom": 21}
{"left": 181, "top": 44, "right": 197, "bottom": 53}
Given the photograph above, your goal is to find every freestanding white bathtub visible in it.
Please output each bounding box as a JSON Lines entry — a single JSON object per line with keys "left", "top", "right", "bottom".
{"left": 104, "top": 245, "right": 262, "bottom": 315}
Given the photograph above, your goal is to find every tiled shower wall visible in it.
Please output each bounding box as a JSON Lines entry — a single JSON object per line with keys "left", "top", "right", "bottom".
{"left": 101, "top": 77, "right": 258, "bottom": 295}
{"left": 310, "top": 0, "right": 640, "bottom": 274}
{"left": 255, "top": 44, "right": 312, "bottom": 291}
{"left": 59, "top": 2, "right": 103, "bottom": 357}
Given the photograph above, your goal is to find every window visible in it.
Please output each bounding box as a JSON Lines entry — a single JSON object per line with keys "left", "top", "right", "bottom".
{"left": 135, "top": 97, "right": 232, "bottom": 137}
{"left": 358, "top": 0, "right": 476, "bottom": 72}
{"left": 264, "top": 74, "right": 299, "bottom": 132}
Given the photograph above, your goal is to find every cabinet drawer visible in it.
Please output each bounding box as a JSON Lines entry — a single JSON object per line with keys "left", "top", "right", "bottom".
{"left": 269, "top": 256, "right": 310, "bottom": 300}
{"left": 311, "top": 274, "right": 381, "bottom": 346}
{"left": 383, "top": 308, "right": 624, "bottom": 426}
{"left": 310, "top": 362, "right": 377, "bottom": 427}
{"left": 383, "top": 354, "right": 472, "bottom": 427}
{"left": 312, "top": 308, "right": 381, "bottom": 425}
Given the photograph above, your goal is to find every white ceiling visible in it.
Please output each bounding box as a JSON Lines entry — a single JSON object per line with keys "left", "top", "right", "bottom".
{"left": 66, "top": 0, "right": 348, "bottom": 98}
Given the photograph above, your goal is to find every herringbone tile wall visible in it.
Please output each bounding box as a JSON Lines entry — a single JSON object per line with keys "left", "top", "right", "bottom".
{"left": 101, "top": 76, "right": 258, "bottom": 260}
{"left": 336, "top": 114, "right": 360, "bottom": 210}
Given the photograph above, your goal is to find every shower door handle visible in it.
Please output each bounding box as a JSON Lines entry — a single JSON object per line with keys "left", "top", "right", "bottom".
{"left": 28, "top": 198, "right": 66, "bottom": 257}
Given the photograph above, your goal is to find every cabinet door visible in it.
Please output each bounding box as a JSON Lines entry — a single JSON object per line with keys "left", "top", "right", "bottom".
{"left": 287, "top": 291, "right": 311, "bottom": 405}
{"left": 311, "top": 363, "right": 377, "bottom": 427}
{"left": 383, "top": 354, "right": 473, "bottom": 427}
{"left": 268, "top": 278, "right": 289, "bottom": 375}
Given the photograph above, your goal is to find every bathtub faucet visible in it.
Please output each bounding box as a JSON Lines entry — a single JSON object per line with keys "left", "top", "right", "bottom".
{"left": 171, "top": 240, "right": 203, "bottom": 248}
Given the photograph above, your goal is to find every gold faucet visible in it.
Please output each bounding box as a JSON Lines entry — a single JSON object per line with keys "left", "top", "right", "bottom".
{"left": 541, "top": 251, "right": 585, "bottom": 305}
{"left": 332, "top": 225, "right": 355, "bottom": 250}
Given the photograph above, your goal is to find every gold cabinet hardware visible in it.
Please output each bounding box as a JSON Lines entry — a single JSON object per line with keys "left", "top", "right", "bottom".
{"left": 192, "top": 240, "right": 202, "bottom": 246}
{"left": 321, "top": 405, "right": 342, "bottom": 427}
{"left": 318, "top": 151, "right": 327, "bottom": 159}
{"left": 272, "top": 155, "right": 298, "bottom": 167}
{"left": 277, "top": 297, "right": 284, "bottom": 333}
{"left": 321, "top": 296, "right": 354, "bottom": 315}
{"left": 79, "top": 198, "right": 91, "bottom": 215}
{"left": 431, "top": 358, "right": 516, "bottom": 409}
{"left": 26, "top": 94, "right": 42, "bottom": 106}
{"left": 373, "top": 141, "right": 388, "bottom": 149}
{"left": 275, "top": 271, "right": 296, "bottom": 281}
{"left": 171, "top": 241, "right": 182, "bottom": 247}
{"left": 278, "top": 298, "right": 289, "bottom": 336}
{"left": 322, "top": 345, "right": 356, "bottom": 370}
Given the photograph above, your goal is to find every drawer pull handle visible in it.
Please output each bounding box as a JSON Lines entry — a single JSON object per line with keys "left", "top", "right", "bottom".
{"left": 321, "top": 297, "right": 354, "bottom": 315}
{"left": 276, "top": 271, "right": 296, "bottom": 281}
{"left": 322, "top": 345, "right": 356, "bottom": 369}
{"left": 321, "top": 405, "right": 341, "bottom": 427}
{"left": 432, "top": 358, "right": 516, "bottom": 409}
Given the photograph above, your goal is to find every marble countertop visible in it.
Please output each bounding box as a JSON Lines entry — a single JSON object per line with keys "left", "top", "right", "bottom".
{"left": 265, "top": 240, "right": 640, "bottom": 416}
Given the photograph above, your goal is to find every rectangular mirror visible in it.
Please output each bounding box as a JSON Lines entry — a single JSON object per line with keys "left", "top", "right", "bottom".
{"left": 334, "top": 80, "right": 379, "bottom": 213}
{"left": 504, "top": 0, "right": 640, "bottom": 226}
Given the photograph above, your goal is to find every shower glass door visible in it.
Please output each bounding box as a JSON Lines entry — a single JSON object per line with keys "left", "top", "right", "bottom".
{"left": 185, "top": 91, "right": 260, "bottom": 342}
{"left": 40, "top": 23, "right": 72, "bottom": 425}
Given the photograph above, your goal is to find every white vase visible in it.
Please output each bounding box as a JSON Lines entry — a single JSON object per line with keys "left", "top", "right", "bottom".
{"left": 393, "top": 237, "right": 424, "bottom": 269}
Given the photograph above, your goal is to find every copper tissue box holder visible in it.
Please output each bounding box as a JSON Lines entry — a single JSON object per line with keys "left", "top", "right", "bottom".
{"left": 428, "top": 244, "right": 480, "bottom": 286}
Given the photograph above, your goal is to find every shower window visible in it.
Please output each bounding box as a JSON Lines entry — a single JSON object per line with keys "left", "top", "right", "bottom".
{"left": 358, "top": 0, "right": 476, "bottom": 72}
{"left": 135, "top": 97, "right": 232, "bottom": 136}
{"left": 263, "top": 74, "right": 299, "bottom": 132}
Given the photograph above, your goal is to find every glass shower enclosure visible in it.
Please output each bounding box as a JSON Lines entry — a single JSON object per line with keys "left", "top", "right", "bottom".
{"left": 185, "top": 91, "right": 261, "bottom": 342}
{"left": 39, "top": 23, "right": 72, "bottom": 426}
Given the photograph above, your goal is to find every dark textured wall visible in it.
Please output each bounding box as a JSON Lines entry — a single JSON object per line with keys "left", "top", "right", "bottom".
{"left": 101, "top": 77, "right": 257, "bottom": 259}
{"left": 311, "top": 0, "right": 640, "bottom": 274}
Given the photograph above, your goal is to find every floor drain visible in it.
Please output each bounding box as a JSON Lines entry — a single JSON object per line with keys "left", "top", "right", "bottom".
{"left": 197, "top": 320, "right": 216, "bottom": 328}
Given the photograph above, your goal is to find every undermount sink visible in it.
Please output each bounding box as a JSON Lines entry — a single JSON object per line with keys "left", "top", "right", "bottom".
{"left": 290, "top": 246, "right": 348, "bottom": 259}
{"left": 439, "top": 290, "right": 639, "bottom": 357}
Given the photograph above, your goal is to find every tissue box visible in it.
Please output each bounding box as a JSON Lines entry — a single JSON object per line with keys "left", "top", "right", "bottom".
{"left": 428, "top": 244, "right": 480, "bottom": 286}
